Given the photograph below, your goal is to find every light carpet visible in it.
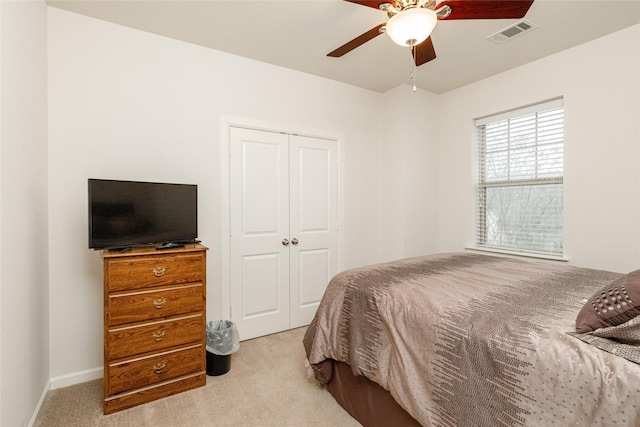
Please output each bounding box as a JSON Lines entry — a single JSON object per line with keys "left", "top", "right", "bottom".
{"left": 34, "top": 327, "right": 360, "bottom": 426}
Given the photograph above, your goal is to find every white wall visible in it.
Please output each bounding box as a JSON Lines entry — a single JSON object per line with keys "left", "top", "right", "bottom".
{"left": 47, "top": 7, "right": 419, "bottom": 385}
{"left": 0, "top": 1, "right": 50, "bottom": 426}
{"left": 382, "top": 85, "right": 439, "bottom": 260}
{"left": 438, "top": 24, "right": 640, "bottom": 273}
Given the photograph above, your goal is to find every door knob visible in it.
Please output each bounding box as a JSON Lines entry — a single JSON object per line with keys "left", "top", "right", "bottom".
{"left": 291, "top": 238, "right": 299, "bottom": 245}
{"left": 282, "top": 239, "right": 289, "bottom": 246}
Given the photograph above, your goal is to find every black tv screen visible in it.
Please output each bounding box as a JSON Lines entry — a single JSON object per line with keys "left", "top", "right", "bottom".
{"left": 88, "top": 179, "right": 198, "bottom": 250}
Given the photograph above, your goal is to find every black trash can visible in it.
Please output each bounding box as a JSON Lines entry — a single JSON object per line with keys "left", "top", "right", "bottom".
{"left": 206, "top": 351, "right": 231, "bottom": 376}
{"left": 206, "top": 320, "right": 239, "bottom": 376}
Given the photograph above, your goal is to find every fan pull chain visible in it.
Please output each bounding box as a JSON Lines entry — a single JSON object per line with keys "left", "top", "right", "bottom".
{"left": 410, "top": 44, "right": 417, "bottom": 92}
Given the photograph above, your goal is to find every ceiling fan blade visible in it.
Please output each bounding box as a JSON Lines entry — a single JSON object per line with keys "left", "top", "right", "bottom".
{"left": 328, "top": 24, "right": 385, "bottom": 57}
{"left": 436, "top": 0, "right": 534, "bottom": 20}
{"left": 413, "top": 37, "right": 437, "bottom": 66}
{"left": 344, "top": 0, "right": 388, "bottom": 10}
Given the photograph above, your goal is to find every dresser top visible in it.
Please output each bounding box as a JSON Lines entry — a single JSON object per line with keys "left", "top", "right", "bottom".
{"left": 100, "top": 243, "right": 208, "bottom": 259}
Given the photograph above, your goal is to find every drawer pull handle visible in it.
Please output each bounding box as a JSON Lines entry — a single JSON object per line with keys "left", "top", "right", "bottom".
{"left": 152, "top": 266, "right": 166, "bottom": 277}
{"left": 152, "top": 297, "right": 167, "bottom": 309}
{"left": 151, "top": 330, "right": 166, "bottom": 341}
{"left": 153, "top": 362, "right": 167, "bottom": 374}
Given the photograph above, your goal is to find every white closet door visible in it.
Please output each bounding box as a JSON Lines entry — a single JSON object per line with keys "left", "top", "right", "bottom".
{"left": 230, "top": 127, "right": 290, "bottom": 340}
{"left": 289, "top": 135, "right": 338, "bottom": 328}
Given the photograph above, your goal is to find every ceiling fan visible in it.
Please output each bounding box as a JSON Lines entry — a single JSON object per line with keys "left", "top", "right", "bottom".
{"left": 328, "top": 0, "right": 535, "bottom": 66}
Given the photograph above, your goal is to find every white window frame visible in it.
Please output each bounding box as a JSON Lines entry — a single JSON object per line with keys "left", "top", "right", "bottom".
{"left": 473, "top": 98, "right": 565, "bottom": 259}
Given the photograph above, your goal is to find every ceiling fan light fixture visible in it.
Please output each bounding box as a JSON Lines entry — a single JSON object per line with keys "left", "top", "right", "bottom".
{"left": 385, "top": 7, "right": 437, "bottom": 47}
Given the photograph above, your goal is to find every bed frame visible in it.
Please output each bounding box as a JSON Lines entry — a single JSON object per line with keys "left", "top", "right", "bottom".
{"left": 322, "top": 359, "right": 420, "bottom": 427}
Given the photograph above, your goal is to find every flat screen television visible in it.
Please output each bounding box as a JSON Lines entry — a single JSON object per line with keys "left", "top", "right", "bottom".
{"left": 88, "top": 179, "right": 198, "bottom": 250}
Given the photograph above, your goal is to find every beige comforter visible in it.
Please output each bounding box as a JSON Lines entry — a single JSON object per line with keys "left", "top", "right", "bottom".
{"left": 303, "top": 253, "right": 640, "bottom": 426}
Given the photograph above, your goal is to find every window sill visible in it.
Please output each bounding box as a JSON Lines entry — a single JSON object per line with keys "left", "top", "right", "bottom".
{"left": 465, "top": 245, "right": 569, "bottom": 262}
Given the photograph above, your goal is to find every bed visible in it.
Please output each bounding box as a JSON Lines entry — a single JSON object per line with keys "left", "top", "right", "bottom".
{"left": 303, "top": 252, "right": 640, "bottom": 426}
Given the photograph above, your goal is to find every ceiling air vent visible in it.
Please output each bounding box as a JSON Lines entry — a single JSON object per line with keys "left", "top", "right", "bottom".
{"left": 487, "top": 19, "right": 537, "bottom": 44}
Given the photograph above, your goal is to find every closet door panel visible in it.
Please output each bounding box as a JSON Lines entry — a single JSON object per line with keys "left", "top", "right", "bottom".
{"left": 297, "top": 248, "right": 331, "bottom": 307}
{"left": 241, "top": 253, "right": 281, "bottom": 317}
{"left": 230, "top": 127, "right": 290, "bottom": 340}
{"left": 289, "top": 135, "right": 339, "bottom": 328}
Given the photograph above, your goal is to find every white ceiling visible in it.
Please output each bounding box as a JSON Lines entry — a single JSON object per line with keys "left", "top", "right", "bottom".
{"left": 47, "top": 0, "right": 640, "bottom": 94}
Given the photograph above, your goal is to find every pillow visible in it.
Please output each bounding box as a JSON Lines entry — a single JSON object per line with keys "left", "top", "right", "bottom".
{"left": 568, "top": 315, "right": 640, "bottom": 365}
{"left": 575, "top": 269, "right": 640, "bottom": 333}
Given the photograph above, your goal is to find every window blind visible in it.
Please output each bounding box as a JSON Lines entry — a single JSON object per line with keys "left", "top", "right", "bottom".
{"left": 475, "top": 98, "right": 564, "bottom": 255}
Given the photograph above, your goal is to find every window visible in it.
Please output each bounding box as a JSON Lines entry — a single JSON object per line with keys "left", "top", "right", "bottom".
{"left": 475, "top": 98, "right": 564, "bottom": 256}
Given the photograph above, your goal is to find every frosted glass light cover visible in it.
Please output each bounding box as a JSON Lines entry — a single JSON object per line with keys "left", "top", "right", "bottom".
{"left": 385, "top": 8, "right": 437, "bottom": 47}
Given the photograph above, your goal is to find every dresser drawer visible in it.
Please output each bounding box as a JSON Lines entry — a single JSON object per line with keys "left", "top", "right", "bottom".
{"left": 107, "top": 314, "right": 204, "bottom": 360}
{"left": 106, "top": 253, "right": 204, "bottom": 292}
{"left": 108, "top": 284, "right": 203, "bottom": 326}
{"left": 108, "top": 344, "right": 204, "bottom": 395}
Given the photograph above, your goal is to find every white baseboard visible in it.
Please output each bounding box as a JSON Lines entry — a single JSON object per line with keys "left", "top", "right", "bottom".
{"left": 50, "top": 366, "right": 103, "bottom": 390}
{"left": 28, "top": 368, "right": 102, "bottom": 426}
{"left": 28, "top": 379, "right": 51, "bottom": 427}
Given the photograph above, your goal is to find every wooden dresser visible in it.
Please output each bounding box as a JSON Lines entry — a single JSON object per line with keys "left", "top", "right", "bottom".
{"left": 101, "top": 243, "right": 207, "bottom": 414}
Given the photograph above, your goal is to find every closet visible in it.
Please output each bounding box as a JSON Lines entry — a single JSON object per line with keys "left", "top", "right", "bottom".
{"left": 229, "top": 127, "right": 339, "bottom": 340}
